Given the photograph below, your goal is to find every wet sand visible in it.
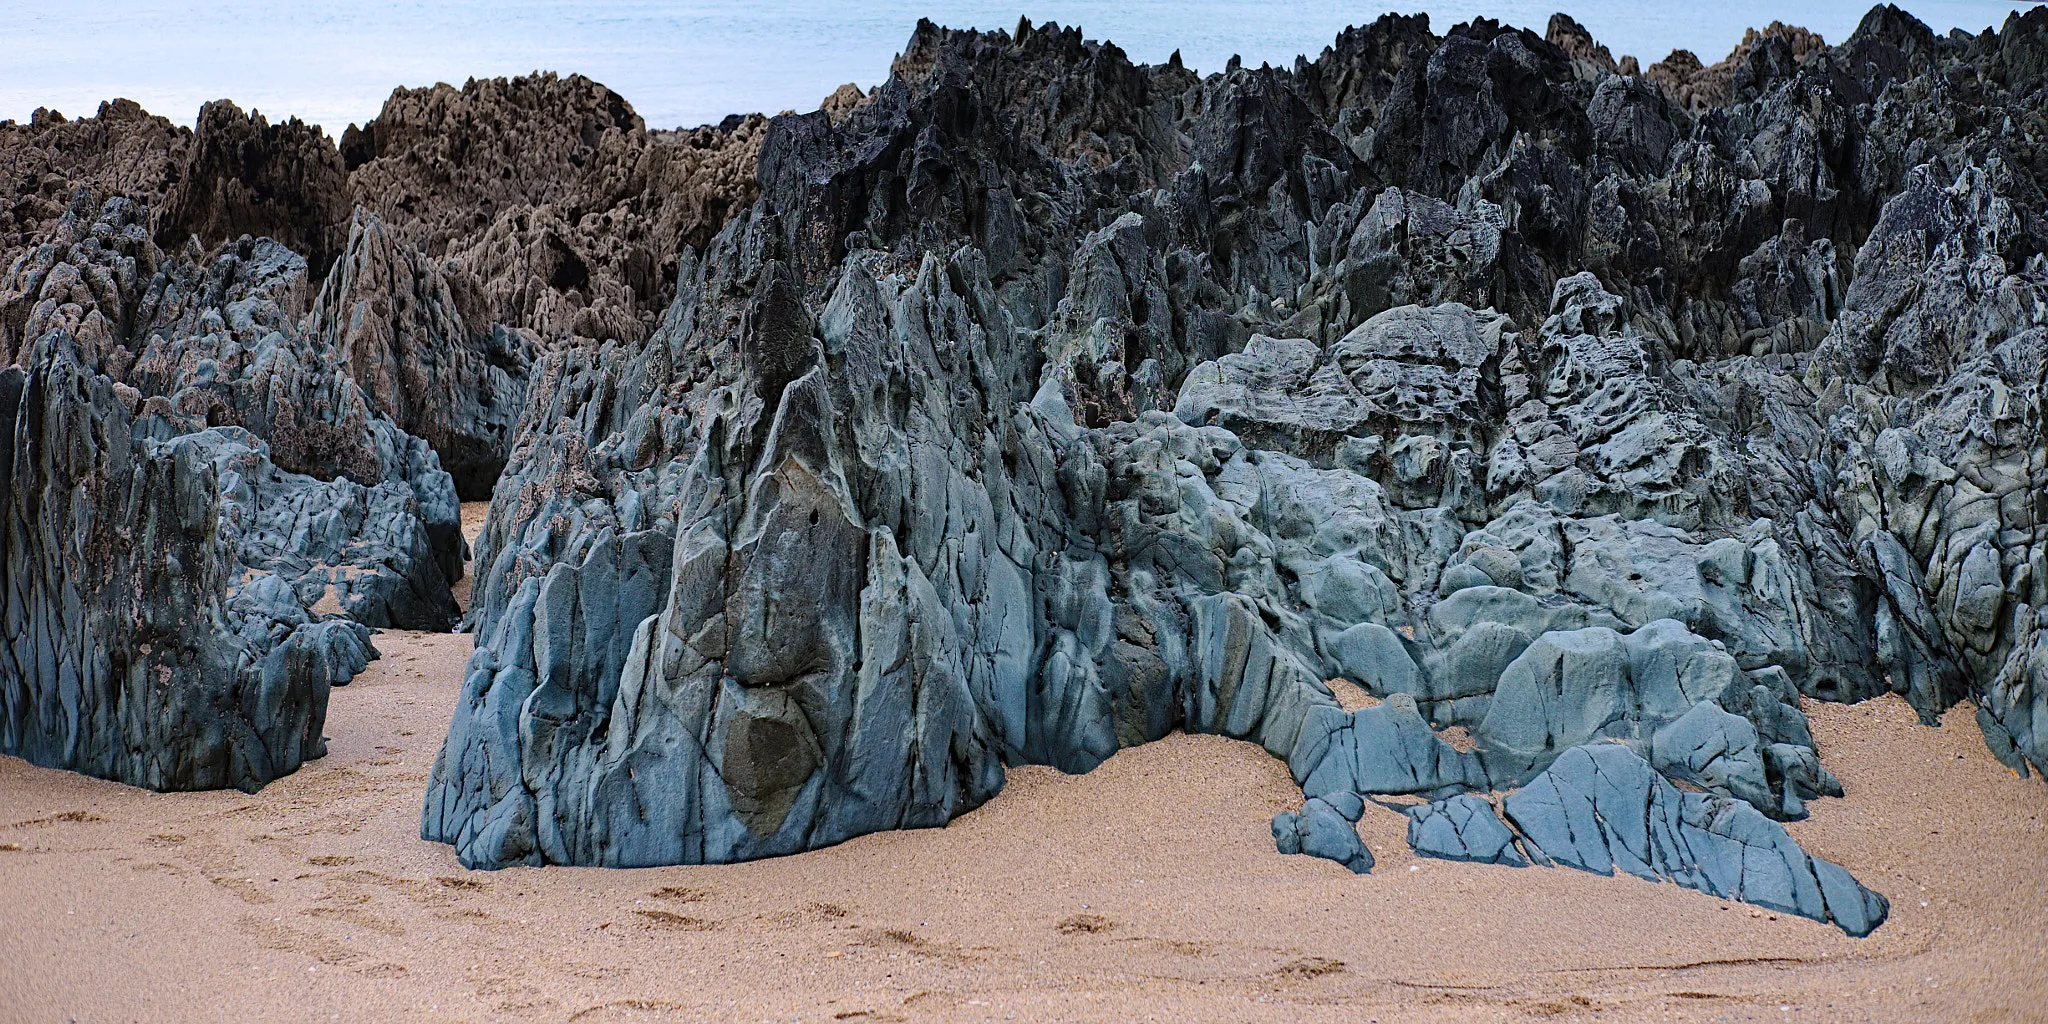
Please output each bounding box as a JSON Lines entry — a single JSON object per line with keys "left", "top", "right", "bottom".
{"left": 2, "top": 516, "right": 2043, "bottom": 1023}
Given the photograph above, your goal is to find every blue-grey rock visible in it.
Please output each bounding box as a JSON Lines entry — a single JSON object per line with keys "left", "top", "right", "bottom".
{"left": 1321, "top": 789, "right": 1366, "bottom": 822}
{"left": 1437, "top": 562, "right": 1495, "bottom": 596}
{"left": 1652, "top": 700, "right": 1773, "bottom": 811}
{"left": 1275, "top": 797, "right": 1375, "bottom": 873}
{"left": 340, "top": 14, "right": 2048, "bottom": 953}
{"left": 0, "top": 339, "right": 381, "bottom": 791}
{"left": 1462, "top": 743, "right": 1892, "bottom": 936}
{"left": 1404, "top": 793, "right": 1527, "bottom": 866}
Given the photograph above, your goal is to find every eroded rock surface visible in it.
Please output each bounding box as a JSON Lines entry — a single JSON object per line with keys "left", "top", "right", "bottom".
{"left": 342, "top": 73, "right": 766, "bottom": 344}
{"left": 415, "top": 9, "right": 2048, "bottom": 939}
{"left": 0, "top": 338, "right": 373, "bottom": 790}
{"left": 1, "top": 67, "right": 765, "bottom": 791}
{"left": 3, "top": 8, "right": 2044, "bottom": 936}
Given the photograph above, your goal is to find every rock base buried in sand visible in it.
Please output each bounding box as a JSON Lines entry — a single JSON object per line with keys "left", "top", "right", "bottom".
{"left": 12, "top": 6, "right": 2048, "bottom": 948}
{"left": 403, "top": 13, "right": 2048, "bottom": 947}
{"left": 1273, "top": 792, "right": 1374, "bottom": 873}
{"left": 1402, "top": 744, "right": 1890, "bottom": 936}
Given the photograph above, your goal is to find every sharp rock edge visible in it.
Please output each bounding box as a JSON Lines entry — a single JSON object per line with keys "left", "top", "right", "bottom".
{"left": 7, "top": 7, "right": 2048, "bottom": 938}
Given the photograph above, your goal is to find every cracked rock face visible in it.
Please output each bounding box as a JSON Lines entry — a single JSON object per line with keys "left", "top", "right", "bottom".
{"left": 2, "top": 68, "right": 764, "bottom": 791}
{"left": 5, "top": 6, "right": 2047, "bottom": 937}
{"left": 1405, "top": 742, "right": 1890, "bottom": 936}
{"left": 415, "top": 7, "right": 2048, "bottom": 938}
{"left": 0, "top": 339, "right": 374, "bottom": 791}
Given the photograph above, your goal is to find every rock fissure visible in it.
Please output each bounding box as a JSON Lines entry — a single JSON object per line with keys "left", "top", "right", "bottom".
{"left": 9, "top": 7, "right": 2048, "bottom": 938}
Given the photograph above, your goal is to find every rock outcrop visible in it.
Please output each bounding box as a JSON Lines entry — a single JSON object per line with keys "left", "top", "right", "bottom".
{"left": 411, "top": 9, "right": 2048, "bottom": 938}
{"left": 304, "top": 211, "right": 533, "bottom": 499}
{"left": 6, "top": 6, "right": 2046, "bottom": 938}
{"left": 342, "top": 74, "right": 766, "bottom": 344}
{"left": 0, "top": 337, "right": 374, "bottom": 791}
{"left": 0, "top": 194, "right": 464, "bottom": 788}
{"left": 1404, "top": 743, "right": 1890, "bottom": 936}
{"left": 1, "top": 67, "right": 770, "bottom": 792}
{"left": 154, "top": 100, "right": 352, "bottom": 276}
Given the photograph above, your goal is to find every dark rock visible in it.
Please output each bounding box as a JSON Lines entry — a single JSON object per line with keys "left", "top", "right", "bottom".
{"left": 304, "top": 211, "right": 532, "bottom": 499}
{"left": 0, "top": 338, "right": 376, "bottom": 791}
{"left": 342, "top": 73, "right": 765, "bottom": 343}
{"left": 412, "top": 17, "right": 2048, "bottom": 925}
{"left": 154, "top": 100, "right": 351, "bottom": 275}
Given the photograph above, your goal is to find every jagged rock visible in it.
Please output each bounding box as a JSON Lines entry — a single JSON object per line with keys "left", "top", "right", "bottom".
{"left": 1389, "top": 746, "right": 1885, "bottom": 937}
{"left": 304, "top": 211, "right": 532, "bottom": 498}
{"left": 342, "top": 73, "right": 766, "bottom": 343}
{"left": 0, "top": 338, "right": 377, "bottom": 791}
{"left": 0, "top": 54, "right": 769, "bottom": 798}
{"left": 1645, "top": 22, "right": 1830, "bottom": 113}
{"left": 0, "top": 101, "right": 188, "bottom": 294}
{"left": 1481, "top": 619, "right": 1747, "bottom": 775}
{"left": 414, "top": 17, "right": 2048, "bottom": 930}
{"left": 208, "top": 427, "right": 459, "bottom": 630}
{"left": 1811, "top": 161, "right": 2048, "bottom": 767}
{"left": 1500, "top": 744, "right": 1886, "bottom": 936}
{"left": 15, "top": 6, "right": 2048, "bottom": 937}
{"left": 0, "top": 195, "right": 470, "bottom": 612}
{"left": 1546, "top": 14, "right": 1620, "bottom": 72}
{"left": 154, "top": 100, "right": 350, "bottom": 274}
{"left": 1292, "top": 697, "right": 1486, "bottom": 798}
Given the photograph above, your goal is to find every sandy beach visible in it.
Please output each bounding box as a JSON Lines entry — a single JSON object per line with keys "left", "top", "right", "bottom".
{"left": 3, "top": 615, "right": 2044, "bottom": 1023}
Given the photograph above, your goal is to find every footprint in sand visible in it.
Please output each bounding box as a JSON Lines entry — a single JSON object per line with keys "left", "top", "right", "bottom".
{"left": 1273, "top": 955, "right": 1345, "bottom": 979}
{"left": 564, "top": 1000, "right": 697, "bottom": 1022}
{"left": 1134, "top": 936, "right": 1210, "bottom": 957}
{"left": 307, "top": 854, "right": 353, "bottom": 866}
{"left": 761, "top": 900, "right": 851, "bottom": 928}
{"left": 207, "top": 873, "right": 276, "bottom": 905}
{"left": 864, "top": 927, "right": 976, "bottom": 961}
{"left": 303, "top": 905, "right": 408, "bottom": 937}
{"left": 633, "top": 909, "right": 718, "bottom": 931}
{"left": 647, "top": 885, "right": 710, "bottom": 902}
{"left": 1056, "top": 913, "right": 1114, "bottom": 935}
{"left": 239, "top": 914, "right": 367, "bottom": 967}
{"left": 323, "top": 868, "right": 462, "bottom": 908}
{"left": 11, "top": 810, "right": 105, "bottom": 828}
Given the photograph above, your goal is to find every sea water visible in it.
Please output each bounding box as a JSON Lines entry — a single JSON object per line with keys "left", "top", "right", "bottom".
{"left": 0, "top": 1, "right": 2036, "bottom": 134}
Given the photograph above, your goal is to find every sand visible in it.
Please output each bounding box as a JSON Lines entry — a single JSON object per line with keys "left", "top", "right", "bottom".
{"left": 2, "top": 513, "right": 2044, "bottom": 1022}
{"left": 448, "top": 501, "right": 493, "bottom": 613}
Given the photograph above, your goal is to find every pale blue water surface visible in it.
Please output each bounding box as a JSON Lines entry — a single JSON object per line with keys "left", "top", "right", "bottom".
{"left": 0, "top": 2, "right": 2037, "bottom": 134}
